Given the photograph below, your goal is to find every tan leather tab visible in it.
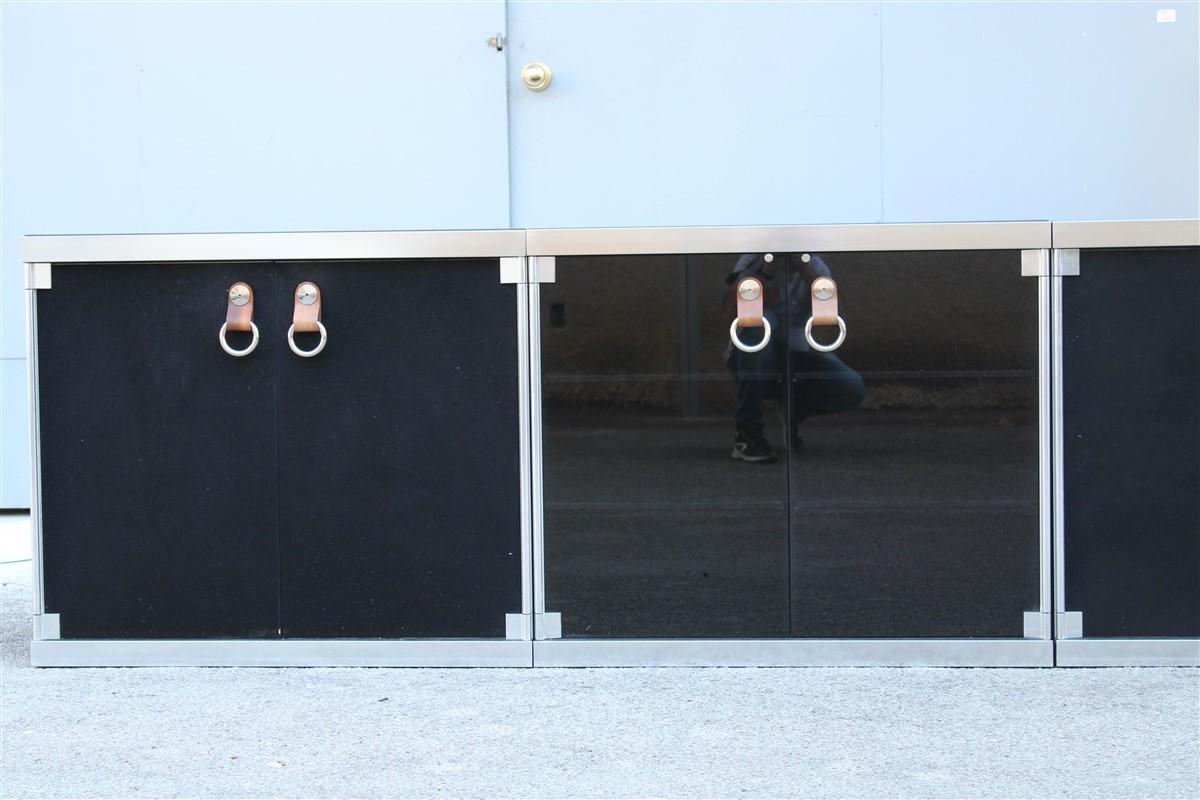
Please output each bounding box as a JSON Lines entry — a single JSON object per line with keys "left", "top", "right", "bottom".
{"left": 810, "top": 277, "right": 838, "bottom": 326}
{"left": 736, "top": 277, "right": 765, "bottom": 328}
{"left": 293, "top": 282, "right": 322, "bottom": 333}
{"left": 225, "top": 282, "right": 254, "bottom": 332}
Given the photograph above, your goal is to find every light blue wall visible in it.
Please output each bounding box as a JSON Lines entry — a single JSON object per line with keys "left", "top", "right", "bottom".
{"left": 507, "top": 0, "right": 1198, "bottom": 227}
{"left": 2, "top": 1, "right": 1198, "bottom": 506}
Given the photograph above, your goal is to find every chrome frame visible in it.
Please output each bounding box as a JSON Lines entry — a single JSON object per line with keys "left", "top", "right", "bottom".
{"left": 20, "top": 229, "right": 526, "bottom": 263}
{"left": 1051, "top": 219, "right": 1200, "bottom": 250}
{"left": 23, "top": 221, "right": 1196, "bottom": 666}
{"left": 514, "top": 260, "right": 534, "bottom": 640}
{"left": 527, "top": 224, "right": 1054, "bottom": 663}
{"left": 1056, "top": 639, "right": 1200, "bottom": 668}
{"left": 529, "top": 282, "right": 550, "bottom": 639}
{"left": 533, "top": 639, "right": 1052, "bottom": 668}
{"left": 1036, "top": 261, "right": 1053, "bottom": 639}
{"left": 31, "top": 640, "right": 534, "bottom": 668}
{"left": 24, "top": 234, "right": 534, "bottom": 665}
{"left": 25, "top": 282, "right": 46, "bottom": 629}
{"left": 1048, "top": 219, "right": 1200, "bottom": 665}
{"left": 527, "top": 221, "right": 1051, "bottom": 256}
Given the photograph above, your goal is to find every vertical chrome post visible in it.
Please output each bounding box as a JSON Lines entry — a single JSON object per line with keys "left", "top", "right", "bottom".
{"left": 529, "top": 281, "right": 548, "bottom": 637}
{"left": 1037, "top": 265, "right": 1052, "bottom": 637}
{"left": 24, "top": 268, "right": 46, "bottom": 628}
{"left": 1051, "top": 254, "right": 1067, "bottom": 637}
{"left": 516, "top": 261, "right": 533, "bottom": 637}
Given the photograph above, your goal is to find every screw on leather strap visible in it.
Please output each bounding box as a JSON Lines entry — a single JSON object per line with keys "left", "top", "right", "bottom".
{"left": 293, "top": 282, "right": 322, "bottom": 332}
{"left": 225, "top": 282, "right": 254, "bottom": 331}
{"left": 736, "top": 277, "right": 765, "bottom": 327}
{"left": 810, "top": 277, "right": 838, "bottom": 326}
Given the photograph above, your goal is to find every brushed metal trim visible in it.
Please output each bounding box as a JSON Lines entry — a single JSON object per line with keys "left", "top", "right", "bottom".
{"left": 1056, "top": 639, "right": 1199, "bottom": 667}
{"left": 20, "top": 230, "right": 527, "bottom": 263}
{"left": 533, "top": 639, "right": 1053, "bottom": 667}
{"left": 25, "top": 262, "right": 51, "bottom": 289}
{"left": 1052, "top": 219, "right": 1200, "bottom": 249}
{"left": 527, "top": 222, "right": 1051, "bottom": 256}
{"left": 31, "top": 639, "right": 534, "bottom": 667}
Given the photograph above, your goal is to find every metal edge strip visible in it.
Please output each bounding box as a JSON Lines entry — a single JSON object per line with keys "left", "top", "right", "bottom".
{"left": 1051, "top": 219, "right": 1200, "bottom": 250}
{"left": 529, "top": 283, "right": 548, "bottom": 636}
{"left": 30, "top": 639, "right": 535, "bottom": 668}
{"left": 532, "top": 639, "right": 1054, "bottom": 667}
{"left": 526, "top": 222, "right": 1051, "bottom": 256}
{"left": 25, "top": 286, "right": 46, "bottom": 623}
{"left": 515, "top": 263, "right": 533, "bottom": 637}
{"left": 1051, "top": 266, "right": 1067, "bottom": 632}
{"left": 1055, "top": 639, "right": 1200, "bottom": 667}
{"left": 20, "top": 230, "right": 527, "bottom": 263}
{"left": 1037, "top": 266, "right": 1052, "bottom": 636}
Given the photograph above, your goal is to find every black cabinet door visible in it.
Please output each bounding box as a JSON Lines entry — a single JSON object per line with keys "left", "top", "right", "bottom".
{"left": 786, "top": 251, "right": 1041, "bottom": 638}
{"left": 38, "top": 263, "right": 281, "bottom": 639}
{"left": 274, "top": 260, "right": 522, "bottom": 638}
{"left": 1062, "top": 247, "right": 1200, "bottom": 637}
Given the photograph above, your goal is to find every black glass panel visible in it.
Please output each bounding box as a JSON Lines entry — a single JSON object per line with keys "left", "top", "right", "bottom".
{"left": 276, "top": 260, "right": 522, "bottom": 638}
{"left": 38, "top": 263, "right": 281, "bottom": 639}
{"left": 1062, "top": 247, "right": 1200, "bottom": 637}
{"left": 784, "top": 251, "right": 1040, "bottom": 637}
{"left": 541, "top": 256, "right": 789, "bottom": 637}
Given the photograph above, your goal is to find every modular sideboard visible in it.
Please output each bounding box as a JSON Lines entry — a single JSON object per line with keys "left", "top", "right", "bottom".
{"left": 20, "top": 221, "right": 1199, "bottom": 667}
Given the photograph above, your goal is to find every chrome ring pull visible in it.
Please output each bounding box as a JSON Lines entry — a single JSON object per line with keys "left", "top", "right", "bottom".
{"left": 288, "top": 321, "right": 327, "bottom": 358}
{"left": 729, "top": 317, "right": 772, "bottom": 354}
{"left": 804, "top": 316, "right": 847, "bottom": 353}
{"left": 219, "top": 321, "right": 259, "bottom": 357}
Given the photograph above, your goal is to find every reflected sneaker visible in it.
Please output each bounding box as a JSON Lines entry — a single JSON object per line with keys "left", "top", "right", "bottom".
{"left": 731, "top": 429, "right": 777, "bottom": 463}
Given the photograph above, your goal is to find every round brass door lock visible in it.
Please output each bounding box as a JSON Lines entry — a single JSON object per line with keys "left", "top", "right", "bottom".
{"left": 521, "top": 62, "right": 552, "bottom": 92}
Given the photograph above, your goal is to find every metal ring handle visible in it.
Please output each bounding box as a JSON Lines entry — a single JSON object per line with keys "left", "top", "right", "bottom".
{"left": 219, "top": 321, "right": 259, "bottom": 357}
{"left": 729, "top": 317, "right": 772, "bottom": 354}
{"left": 804, "top": 316, "right": 847, "bottom": 353}
{"left": 287, "top": 321, "right": 327, "bottom": 358}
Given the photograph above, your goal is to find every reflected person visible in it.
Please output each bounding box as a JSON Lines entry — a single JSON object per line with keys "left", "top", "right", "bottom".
{"left": 725, "top": 253, "right": 865, "bottom": 462}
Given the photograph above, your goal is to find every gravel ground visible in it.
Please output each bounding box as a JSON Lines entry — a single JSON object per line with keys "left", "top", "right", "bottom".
{"left": 2, "top": 563, "right": 1198, "bottom": 798}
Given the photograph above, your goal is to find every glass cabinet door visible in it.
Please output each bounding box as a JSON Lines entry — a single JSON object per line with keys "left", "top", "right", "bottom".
{"left": 539, "top": 255, "right": 790, "bottom": 637}
{"left": 784, "top": 251, "right": 1041, "bottom": 638}
{"left": 538, "top": 249, "right": 1043, "bottom": 640}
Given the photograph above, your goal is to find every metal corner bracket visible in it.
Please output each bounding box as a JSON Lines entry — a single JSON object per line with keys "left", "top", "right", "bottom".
{"left": 1020, "top": 249, "right": 1049, "bottom": 277}
{"left": 529, "top": 256, "right": 556, "bottom": 284}
{"left": 25, "top": 262, "right": 51, "bottom": 290}
{"left": 1056, "top": 611, "right": 1083, "bottom": 639}
{"left": 505, "top": 612, "right": 532, "bottom": 640}
{"left": 34, "top": 613, "right": 60, "bottom": 640}
{"left": 499, "top": 256, "right": 526, "bottom": 285}
{"left": 1023, "top": 610, "right": 1050, "bottom": 639}
{"left": 1052, "top": 249, "right": 1080, "bottom": 277}
{"left": 536, "top": 612, "right": 562, "bottom": 640}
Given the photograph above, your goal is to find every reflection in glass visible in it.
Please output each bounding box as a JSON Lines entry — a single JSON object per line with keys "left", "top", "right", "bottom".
{"left": 540, "top": 250, "right": 1040, "bottom": 639}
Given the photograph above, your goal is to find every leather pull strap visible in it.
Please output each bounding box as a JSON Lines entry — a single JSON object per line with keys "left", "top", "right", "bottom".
{"left": 293, "top": 282, "right": 322, "bottom": 333}
{"left": 736, "top": 277, "right": 765, "bottom": 328}
{"left": 225, "top": 282, "right": 254, "bottom": 332}
{"left": 811, "top": 277, "right": 838, "bottom": 326}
